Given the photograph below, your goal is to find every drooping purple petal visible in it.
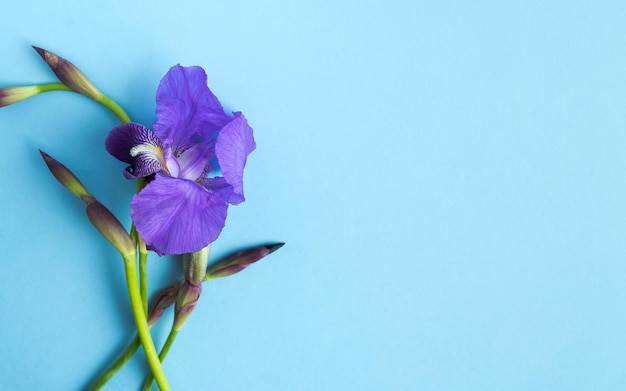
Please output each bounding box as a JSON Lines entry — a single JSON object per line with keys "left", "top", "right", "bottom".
{"left": 106, "top": 123, "right": 154, "bottom": 163}
{"left": 203, "top": 176, "right": 235, "bottom": 203}
{"left": 214, "top": 112, "right": 256, "bottom": 205}
{"left": 131, "top": 174, "right": 228, "bottom": 255}
{"left": 105, "top": 123, "right": 165, "bottom": 179}
{"left": 153, "top": 65, "right": 231, "bottom": 154}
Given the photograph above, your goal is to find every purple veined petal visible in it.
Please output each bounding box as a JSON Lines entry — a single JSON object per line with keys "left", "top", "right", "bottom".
{"left": 153, "top": 65, "right": 231, "bottom": 154}
{"left": 204, "top": 176, "right": 235, "bottom": 203}
{"left": 214, "top": 112, "right": 256, "bottom": 205}
{"left": 176, "top": 140, "right": 214, "bottom": 180}
{"left": 105, "top": 123, "right": 166, "bottom": 179}
{"left": 106, "top": 123, "right": 155, "bottom": 163}
{"left": 131, "top": 174, "right": 228, "bottom": 255}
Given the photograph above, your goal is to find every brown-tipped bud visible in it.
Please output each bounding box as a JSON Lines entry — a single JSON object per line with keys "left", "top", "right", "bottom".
{"left": 147, "top": 282, "right": 183, "bottom": 326}
{"left": 33, "top": 46, "right": 103, "bottom": 101}
{"left": 0, "top": 86, "right": 40, "bottom": 107}
{"left": 39, "top": 150, "right": 91, "bottom": 200}
{"left": 205, "top": 243, "right": 285, "bottom": 280}
{"left": 86, "top": 201, "right": 135, "bottom": 257}
{"left": 173, "top": 281, "right": 202, "bottom": 330}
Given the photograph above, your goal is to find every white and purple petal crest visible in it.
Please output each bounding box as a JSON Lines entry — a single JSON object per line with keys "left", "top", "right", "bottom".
{"left": 214, "top": 113, "right": 256, "bottom": 205}
{"left": 153, "top": 65, "right": 231, "bottom": 154}
{"left": 105, "top": 123, "right": 165, "bottom": 179}
{"left": 130, "top": 174, "right": 228, "bottom": 255}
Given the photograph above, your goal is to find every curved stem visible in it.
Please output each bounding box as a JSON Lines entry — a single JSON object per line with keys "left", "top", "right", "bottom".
{"left": 30, "top": 83, "right": 132, "bottom": 124}
{"left": 142, "top": 328, "right": 180, "bottom": 391}
{"left": 96, "top": 94, "right": 131, "bottom": 123}
{"left": 88, "top": 336, "right": 141, "bottom": 391}
{"left": 123, "top": 254, "right": 171, "bottom": 391}
{"left": 37, "top": 83, "right": 72, "bottom": 93}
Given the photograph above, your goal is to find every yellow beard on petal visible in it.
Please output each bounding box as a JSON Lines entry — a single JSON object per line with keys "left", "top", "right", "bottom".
{"left": 130, "top": 143, "right": 169, "bottom": 174}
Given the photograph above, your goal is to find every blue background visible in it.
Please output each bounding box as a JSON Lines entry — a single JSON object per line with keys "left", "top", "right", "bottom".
{"left": 2, "top": 1, "right": 626, "bottom": 390}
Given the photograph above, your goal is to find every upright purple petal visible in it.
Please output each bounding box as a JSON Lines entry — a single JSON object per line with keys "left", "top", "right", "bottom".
{"left": 153, "top": 65, "right": 231, "bottom": 154}
{"left": 214, "top": 113, "right": 256, "bottom": 205}
{"left": 105, "top": 123, "right": 165, "bottom": 179}
{"left": 176, "top": 140, "right": 213, "bottom": 180}
{"left": 131, "top": 174, "right": 228, "bottom": 255}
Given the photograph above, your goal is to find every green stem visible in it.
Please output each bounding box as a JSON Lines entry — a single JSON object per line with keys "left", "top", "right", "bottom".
{"left": 32, "top": 83, "right": 132, "bottom": 124}
{"left": 134, "top": 177, "right": 149, "bottom": 313}
{"left": 139, "top": 248, "right": 149, "bottom": 314}
{"left": 142, "top": 328, "right": 180, "bottom": 391}
{"left": 96, "top": 94, "right": 131, "bottom": 123}
{"left": 122, "top": 254, "right": 171, "bottom": 391}
{"left": 88, "top": 336, "right": 141, "bottom": 391}
{"left": 129, "top": 223, "right": 149, "bottom": 315}
{"left": 37, "top": 82, "right": 72, "bottom": 93}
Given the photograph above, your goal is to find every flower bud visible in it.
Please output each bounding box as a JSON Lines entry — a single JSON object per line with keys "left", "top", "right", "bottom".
{"left": 147, "top": 282, "right": 182, "bottom": 326}
{"left": 32, "top": 46, "right": 104, "bottom": 101}
{"left": 205, "top": 243, "right": 284, "bottom": 280}
{"left": 0, "top": 86, "right": 40, "bottom": 107}
{"left": 86, "top": 201, "right": 136, "bottom": 257}
{"left": 39, "top": 150, "right": 91, "bottom": 200}
{"left": 173, "top": 280, "right": 202, "bottom": 330}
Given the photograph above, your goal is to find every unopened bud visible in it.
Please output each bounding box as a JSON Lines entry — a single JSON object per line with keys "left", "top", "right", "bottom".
{"left": 147, "top": 282, "right": 182, "bottom": 326}
{"left": 33, "top": 46, "right": 103, "bottom": 101}
{"left": 205, "top": 243, "right": 284, "bottom": 280}
{"left": 39, "top": 150, "right": 90, "bottom": 200}
{"left": 86, "top": 201, "right": 135, "bottom": 257}
{"left": 0, "top": 86, "right": 40, "bottom": 107}
{"left": 173, "top": 281, "right": 202, "bottom": 330}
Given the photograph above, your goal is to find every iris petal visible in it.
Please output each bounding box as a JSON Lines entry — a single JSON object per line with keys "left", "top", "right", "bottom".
{"left": 177, "top": 141, "right": 213, "bottom": 180}
{"left": 105, "top": 123, "right": 165, "bottom": 178}
{"left": 153, "top": 65, "right": 231, "bottom": 155}
{"left": 130, "top": 174, "right": 228, "bottom": 255}
{"left": 214, "top": 112, "right": 256, "bottom": 205}
{"left": 201, "top": 176, "right": 231, "bottom": 199}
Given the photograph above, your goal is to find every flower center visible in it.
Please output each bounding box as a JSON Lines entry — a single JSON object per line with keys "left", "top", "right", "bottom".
{"left": 173, "top": 143, "right": 210, "bottom": 181}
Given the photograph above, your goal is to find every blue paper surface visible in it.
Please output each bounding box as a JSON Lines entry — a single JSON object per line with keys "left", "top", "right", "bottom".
{"left": 2, "top": 1, "right": 626, "bottom": 390}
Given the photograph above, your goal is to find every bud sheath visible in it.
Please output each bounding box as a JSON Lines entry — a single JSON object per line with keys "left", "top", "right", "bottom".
{"left": 173, "top": 281, "right": 202, "bottom": 330}
{"left": 183, "top": 245, "right": 211, "bottom": 284}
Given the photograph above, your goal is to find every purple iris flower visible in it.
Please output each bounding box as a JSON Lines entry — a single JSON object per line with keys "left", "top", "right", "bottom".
{"left": 105, "top": 65, "right": 255, "bottom": 255}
